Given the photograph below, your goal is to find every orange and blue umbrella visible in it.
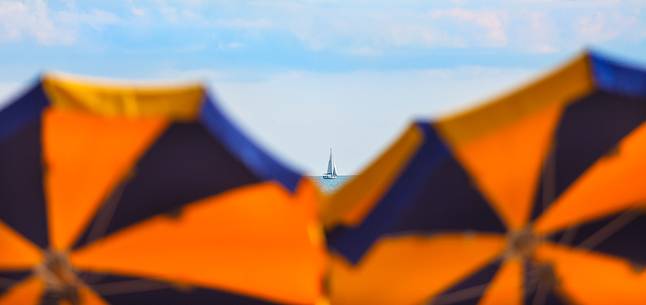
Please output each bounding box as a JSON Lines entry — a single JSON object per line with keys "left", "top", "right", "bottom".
{"left": 0, "top": 74, "right": 325, "bottom": 305}
{"left": 323, "top": 51, "right": 646, "bottom": 305}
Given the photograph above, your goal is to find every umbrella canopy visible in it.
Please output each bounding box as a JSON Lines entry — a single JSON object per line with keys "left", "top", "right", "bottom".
{"left": 0, "top": 74, "right": 325, "bottom": 305}
{"left": 323, "top": 51, "right": 646, "bottom": 305}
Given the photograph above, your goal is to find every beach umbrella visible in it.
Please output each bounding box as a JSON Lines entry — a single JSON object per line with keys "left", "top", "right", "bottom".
{"left": 0, "top": 74, "right": 325, "bottom": 305}
{"left": 322, "top": 51, "right": 646, "bottom": 305}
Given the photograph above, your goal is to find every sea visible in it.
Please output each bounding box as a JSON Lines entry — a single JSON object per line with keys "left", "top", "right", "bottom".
{"left": 312, "top": 175, "right": 354, "bottom": 193}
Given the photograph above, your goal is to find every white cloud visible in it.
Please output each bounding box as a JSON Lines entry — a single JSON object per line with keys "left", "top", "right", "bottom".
{"left": 0, "top": 0, "right": 74, "bottom": 45}
{"left": 0, "top": 0, "right": 120, "bottom": 45}
{"left": 215, "top": 18, "right": 274, "bottom": 30}
{"left": 573, "top": 11, "right": 641, "bottom": 43}
{"left": 3, "top": 0, "right": 637, "bottom": 54}
{"left": 518, "top": 11, "right": 559, "bottom": 54}
{"left": 218, "top": 1, "right": 644, "bottom": 54}
{"left": 430, "top": 8, "right": 508, "bottom": 46}
{"left": 217, "top": 41, "right": 244, "bottom": 50}
{"left": 127, "top": 0, "right": 145, "bottom": 16}
{"left": 58, "top": 9, "right": 121, "bottom": 30}
{"left": 155, "top": 1, "right": 203, "bottom": 24}
{"left": 131, "top": 7, "right": 145, "bottom": 16}
{"left": 346, "top": 46, "right": 382, "bottom": 56}
{"left": 0, "top": 0, "right": 642, "bottom": 54}
{"left": 290, "top": 7, "right": 510, "bottom": 50}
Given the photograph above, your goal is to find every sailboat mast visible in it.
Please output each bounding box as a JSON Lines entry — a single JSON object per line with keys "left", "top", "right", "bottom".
{"left": 331, "top": 148, "right": 337, "bottom": 177}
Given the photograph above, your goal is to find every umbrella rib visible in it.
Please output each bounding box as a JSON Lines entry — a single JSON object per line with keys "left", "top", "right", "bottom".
{"left": 426, "top": 283, "right": 489, "bottom": 305}
{"left": 91, "top": 279, "right": 170, "bottom": 296}
{"left": 577, "top": 210, "right": 640, "bottom": 250}
{"left": 422, "top": 259, "right": 562, "bottom": 305}
{"left": 556, "top": 225, "right": 578, "bottom": 245}
{"left": 84, "top": 178, "right": 129, "bottom": 244}
{"left": 542, "top": 142, "right": 581, "bottom": 246}
{"left": 0, "top": 276, "right": 17, "bottom": 288}
{"left": 427, "top": 274, "right": 541, "bottom": 305}
{"left": 80, "top": 180, "right": 130, "bottom": 285}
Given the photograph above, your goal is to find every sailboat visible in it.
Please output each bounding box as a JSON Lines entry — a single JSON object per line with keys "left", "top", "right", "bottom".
{"left": 323, "top": 148, "right": 338, "bottom": 179}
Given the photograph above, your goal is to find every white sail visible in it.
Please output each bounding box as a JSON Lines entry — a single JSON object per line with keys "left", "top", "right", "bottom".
{"left": 327, "top": 148, "right": 334, "bottom": 175}
{"left": 324, "top": 148, "right": 338, "bottom": 179}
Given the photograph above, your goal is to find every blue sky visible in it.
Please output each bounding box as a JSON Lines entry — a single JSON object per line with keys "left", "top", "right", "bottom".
{"left": 0, "top": 0, "right": 645, "bottom": 174}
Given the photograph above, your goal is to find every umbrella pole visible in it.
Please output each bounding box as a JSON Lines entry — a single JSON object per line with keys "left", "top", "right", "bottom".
{"left": 527, "top": 262, "right": 558, "bottom": 305}
{"left": 35, "top": 251, "right": 81, "bottom": 305}
{"left": 577, "top": 209, "right": 641, "bottom": 250}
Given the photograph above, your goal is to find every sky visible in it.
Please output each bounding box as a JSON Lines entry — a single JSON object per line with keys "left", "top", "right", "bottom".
{"left": 0, "top": 0, "right": 645, "bottom": 175}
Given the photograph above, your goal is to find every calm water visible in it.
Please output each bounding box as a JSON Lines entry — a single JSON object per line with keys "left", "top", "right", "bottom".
{"left": 312, "top": 175, "right": 354, "bottom": 193}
